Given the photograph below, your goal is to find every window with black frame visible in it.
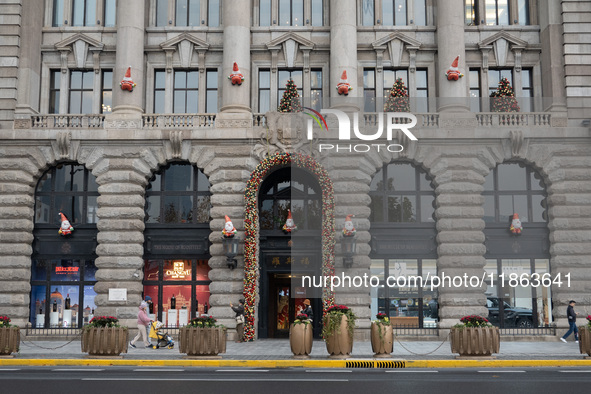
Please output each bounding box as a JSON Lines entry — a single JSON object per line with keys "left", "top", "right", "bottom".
{"left": 259, "top": 167, "right": 322, "bottom": 231}
{"left": 369, "top": 163, "right": 438, "bottom": 328}
{"left": 31, "top": 164, "right": 99, "bottom": 329}
{"left": 144, "top": 163, "right": 212, "bottom": 327}
{"left": 482, "top": 162, "right": 550, "bottom": 329}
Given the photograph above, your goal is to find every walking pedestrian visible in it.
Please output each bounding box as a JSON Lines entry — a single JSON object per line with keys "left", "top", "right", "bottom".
{"left": 230, "top": 298, "right": 245, "bottom": 343}
{"left": 130, "top": 301, "right": 153, "bottom": 349}
{"left": 560, "top": 300, "right": 580, "bottom": 343}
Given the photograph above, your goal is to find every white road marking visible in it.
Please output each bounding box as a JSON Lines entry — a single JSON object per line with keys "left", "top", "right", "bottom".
{"left": 305, "top": 369, "right": 352, "bottom": 373}
{"left": 215, "top": 369, "right": 269, "bottom": 372}
{"left": 52, "top": 369, "right": 105, "bottom": 372}
{"left": 0, "top": 369, "right": 20, "bottom": 371}
{"left": 83, "top": 378, "right": 348, "bottom": 382}
{"left": 478, "top": 370, "right": 526, "bottom": 373}
{"left": 386, "top": 370, "right": 438, "bottom": 373}
{"left": 559, "top": 370, "right": 591, "bottom": 373}
{"left": 133, "top": 369, "right": 185, "bottom": 372}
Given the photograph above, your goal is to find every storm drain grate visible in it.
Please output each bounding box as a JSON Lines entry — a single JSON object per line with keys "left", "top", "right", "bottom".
{"left": 345, "top": 360, "right": 406, "bottom": 369}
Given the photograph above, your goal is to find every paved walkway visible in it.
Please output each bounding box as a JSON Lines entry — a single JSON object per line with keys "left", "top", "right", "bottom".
{"left": 14, "top": 337, "right": 585, "bottom": 360}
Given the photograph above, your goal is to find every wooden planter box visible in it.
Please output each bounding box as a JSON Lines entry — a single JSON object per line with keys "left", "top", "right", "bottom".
{"left": 324, "top": 315, "right": 354, "bottom": 358}
{"left": 0, "top": 327, "right": 20, "bottom": 356}
{"left": 179, "top": 326, "right": 227, "bottom": 357}
{"left": 450, "top": 326, "right": 500, "bottom": 357}
{"left": 290, "top": 322, "right": 313, "bottom": 358}
{"left": 81, "top": 327, "right": 128, "bottom": 356}
{"left": 579, "top": 327, "right": 591, "bottom": 356}
{"left": 371, "top": 322, "right": 393, "bottom": 357}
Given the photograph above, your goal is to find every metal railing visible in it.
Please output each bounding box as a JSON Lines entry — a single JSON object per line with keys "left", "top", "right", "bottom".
{"left": 31, "top": 114, "right": 105, "bottom": 129}
{"left": 142, "top": 114, "right": 216, "bottom": 128}
{"left": 25, "top": 326, "right": 82, "bottom": 336}
{"left": 499, "top": 326, "right": 556, "bottom": 336}
{"left": 392, "top": 326, "right": 440, "bottom": 336}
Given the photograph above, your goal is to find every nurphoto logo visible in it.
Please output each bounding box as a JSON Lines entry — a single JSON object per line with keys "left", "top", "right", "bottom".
{"left": 304, "top": 108, "right": 419, "bottom": 153}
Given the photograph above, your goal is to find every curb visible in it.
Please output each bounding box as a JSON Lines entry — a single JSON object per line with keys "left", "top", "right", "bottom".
{"left": 2, "top": 359, "right": 591, "bottom": 368}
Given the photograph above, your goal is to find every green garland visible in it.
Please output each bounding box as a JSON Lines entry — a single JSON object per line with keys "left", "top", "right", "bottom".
{"left": 243, "top": 152, "right": 335, "bottom": 341}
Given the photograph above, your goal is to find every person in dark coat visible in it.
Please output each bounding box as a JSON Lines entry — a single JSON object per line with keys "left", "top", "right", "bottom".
{"left": 302, "top": 299, "right": 314, "bottom": 322}
{"left": 560, "top": 300, "right": 580, "bottom": 343}
{"left": 230, "top": 298, "right": 245, "bottom": 342}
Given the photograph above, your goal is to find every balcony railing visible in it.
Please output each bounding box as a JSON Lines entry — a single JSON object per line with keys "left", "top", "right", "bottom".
{"left": 253, "top": 113, "right": 267, "bottom": 127}
{"left": 32, "top": 114, "right": 104, "bottom": 129}
{"left": 142, "top": 114, "right": 216, "bottom": 128}
{"left": 476, "top": 112, "right": 552, "bottom": 127}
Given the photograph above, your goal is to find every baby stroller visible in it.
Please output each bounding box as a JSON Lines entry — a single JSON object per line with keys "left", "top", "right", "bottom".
{"left": 149, "top": 321, "right": 175, "bottom": 349}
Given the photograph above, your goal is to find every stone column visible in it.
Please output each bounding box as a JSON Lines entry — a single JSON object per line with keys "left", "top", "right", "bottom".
{"left": 432, "top": 154, "right": 488, "bottom": 330}
{"left": 203, "top": 146, "right": 257, "bottom": 340}
{"left": 325, "top": 155, "right": 373, "bottom": 340}
{"left": 0, "top": 151, "right": 37, "bottom": 327}
{"left": 220, "top": 0, "right": 251, "bottom": 113}
{"left": 538, "top": 0, "right": 567, "bottom": 119}
{"left": 111, "top": 0, "right": 145, "bottom": 115}
{"left": 330, "top": 0, "right": 358, "bottom": 109}
{"left": 436, "top": 0, "right": 469, "bottom": 113}
{"left": 92, "top": 155, "right": 149, "bottom": 327}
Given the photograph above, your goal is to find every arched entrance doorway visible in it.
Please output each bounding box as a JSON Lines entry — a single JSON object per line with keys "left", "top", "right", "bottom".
{"left": 258, "top": 166, "right": 322, "bottom": 338}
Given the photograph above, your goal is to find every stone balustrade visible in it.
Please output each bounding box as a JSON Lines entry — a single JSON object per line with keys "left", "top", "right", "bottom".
{"left": 31, "top": 114, "right": 104, "bottom": 129}
{"left": 142, "top": 114, "right": 216, "bottom": 128}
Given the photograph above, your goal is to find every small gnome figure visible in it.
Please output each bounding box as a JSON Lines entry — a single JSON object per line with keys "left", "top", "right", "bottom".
{"left": 342, "top": 214, "right": 356, "bottom": 237}
{"left": 509, "top": 213, "right": 523, "bottom": 235}
{"left": 222, "top": 215, "right": 237, "bottom": 238}
{"left": 445, "top": 56, "right": 464, "bottom": 81}
{"left": 228, "top": 62, "right": 245, "bottom": 85}
{"left": 58, "top": 212, "right": 74, "bottom": 236}
{"left": 336, "top": 70, "right": 353, "bottom": 95}
{"left": 120, "top": 66, "right": 136, "bottom": 92}
{"left": 282, "top": 210, "right": 297, "bottom": 233}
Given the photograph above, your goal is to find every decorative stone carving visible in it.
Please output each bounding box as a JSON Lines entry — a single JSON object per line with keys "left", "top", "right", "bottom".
{"left": 104, "top": 119, "right": 143, "bottom": 129}
{"left": 54, "top": 131, "right": 71, "bottom": 159}
{"left": 215, "top": 119, "right": 252, "bottom": 128}
{"left": 510, "top": 130, "right": 524, "bottom": 157}
{"left": 169, "top": 131, "right": 183, "bottom": 159}
{"left": 13, "top": 119, "right": 31, "bottom": 129}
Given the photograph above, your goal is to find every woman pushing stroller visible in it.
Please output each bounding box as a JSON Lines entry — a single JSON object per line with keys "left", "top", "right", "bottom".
{"left": 130, "top": 301, "right": 153, "bottom": 349}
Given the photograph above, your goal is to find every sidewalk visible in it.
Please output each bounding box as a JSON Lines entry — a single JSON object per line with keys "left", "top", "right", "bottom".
{"left": 3, "top": 337, "right": 588, "bottom": 368}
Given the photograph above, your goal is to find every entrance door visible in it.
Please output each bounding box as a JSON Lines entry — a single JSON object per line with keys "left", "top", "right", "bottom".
{"left": 268, "top": 275, "right": 298, "bottom": 338}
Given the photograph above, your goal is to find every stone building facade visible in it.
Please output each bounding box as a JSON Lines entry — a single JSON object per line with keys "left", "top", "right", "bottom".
{"left": 0, "top": 0, "right": 590, "bottom": 340}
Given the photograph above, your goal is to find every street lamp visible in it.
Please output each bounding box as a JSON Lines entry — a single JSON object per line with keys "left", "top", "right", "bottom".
{"left": 222, "top": 236, "right": 239, "bottom": 270}
{"left": 342, "top": 234, "right": 357, "bottom": 268}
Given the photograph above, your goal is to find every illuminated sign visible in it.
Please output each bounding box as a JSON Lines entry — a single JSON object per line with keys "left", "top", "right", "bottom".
{"left": 55, "top": 266, "right": 79, "bottom": 274}
{"left": 166, "top": 261, "right": 191, "bottom": 279}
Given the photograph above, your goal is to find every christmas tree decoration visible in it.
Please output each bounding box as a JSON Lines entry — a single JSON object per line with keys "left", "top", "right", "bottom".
{"left": 222, "top": 215, "right": 237, "bottom": 238}
{"left": 282, "top": 209, "right": 297, "bottom": 233}
{"left": 336, "top": 70, "right": 353, "bottom": 95}
{"left": 384, "top": 77, "right": 410, "bottom": 112}
{"left": 244, "top": 153, "right": 335, "bottom": 341}
{"left": 445, "top": 56, "right": 464, "bottom": 81}
{"left": 120, "top": 66, "right": 136, "bottom": 92}
{"left": 490, "top": 77, "right": 520, "bottom": 112}
{"left": 342, "top": 214, "right": 356, "bottom": 237}
{"left": 58, "top": 212, "right": 74, "bottom": 236}
{"left": 277, "top": 79, "right": 303, "bottom": 113}
{"left": 509, "top": 213, "right": 523, "bottom": 235}
{"left": 228, "top": 62, "right": 245, "bottom": 85}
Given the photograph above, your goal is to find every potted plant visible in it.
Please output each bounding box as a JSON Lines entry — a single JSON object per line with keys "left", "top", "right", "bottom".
{"left": 450, "top": 315, "right": 500, "bottom": 357}
{"left": 290, "top": 313, "right": 313, "bottom": 358}
{"left": 322, "top": 305, "right": 357, "bottom": 358}
{"left": 371, "top": 313, "right": 393, "bottom": 357}
{"left": 179, "top": 315, "right": 227, "bottom": 357}
{"left": 0, "top": 315, "right": 19, "bottom": 357}
{"left": 81, "top": 316, "right": 128, "bottom": 357}
{"left": 579, "top": 315, "right": 591, "bottom": 356}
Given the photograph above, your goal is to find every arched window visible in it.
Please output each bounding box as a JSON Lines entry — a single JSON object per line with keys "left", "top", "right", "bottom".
{"left": 143, "top": 163, "right": 212, "bottom": 327}
{"left": 31, "top": 163, "right": 99, "bottom": 329}
{"left": 483, "top": 162, "right": 551, "bottom": 329}
{"left": 369, "top": 163, "right": 438, "bottom": 329}
{"left": 259, "top": 167, "right": 322, "bottom": 231}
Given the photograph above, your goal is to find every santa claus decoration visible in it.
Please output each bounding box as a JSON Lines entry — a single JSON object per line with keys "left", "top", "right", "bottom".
{"left": 222, "top": 215, "right": 237, "bottom": 238}
{"left": 342, "top": 214, "right": 356, "bottom": 237}
{"left": 282, "top": 210, "right": 297, "bottom": 233}
{"left": 228, "top": 62, "right": 245, "bottom": 85}
{"left": 58, "top": 212, "right": 74, "bottom": 236}
{"left": 336, "top": 70, "right": 353, "bottom": 95}
{"left": 445, "top": 56, "right": 464, "bottom": 81}
{"left": 120, "top": 66, "right": 136, "bottom": 92}
{"left": 509, "top": 213, "right": 522, "bottom": 235}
